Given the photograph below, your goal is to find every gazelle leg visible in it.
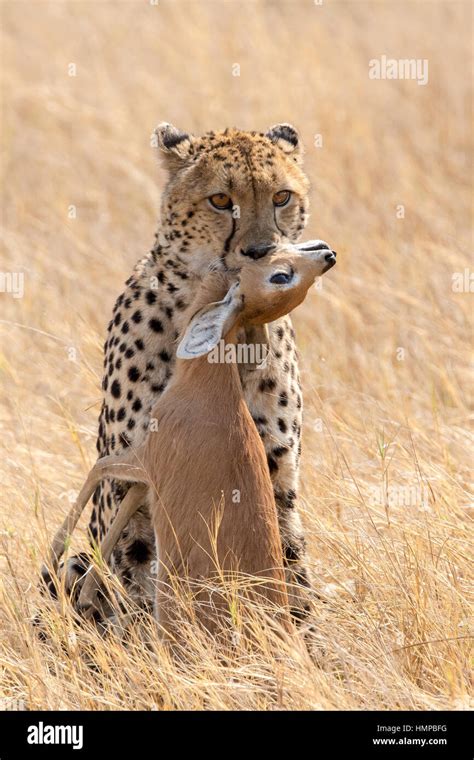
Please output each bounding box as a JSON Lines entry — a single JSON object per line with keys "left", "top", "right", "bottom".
{"left": 78, "top": 483, "right": 148, "bottom": 614}
{"left": 42, "top": 449, "right": 147, "bottom": 583}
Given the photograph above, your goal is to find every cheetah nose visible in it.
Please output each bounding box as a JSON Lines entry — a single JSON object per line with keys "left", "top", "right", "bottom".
{"left": 241, "top": 243, "right": 276, "bottom": 260}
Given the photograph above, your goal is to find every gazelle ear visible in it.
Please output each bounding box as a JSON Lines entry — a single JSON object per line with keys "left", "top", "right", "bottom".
{"left": 177, "top": 283, "right": 242, "bottom": 359}
{"left": 153, "top": 122, "right": 195, "bottom": 171}
{"left": 265, "top": 123, "right": 303, "bottom": 163}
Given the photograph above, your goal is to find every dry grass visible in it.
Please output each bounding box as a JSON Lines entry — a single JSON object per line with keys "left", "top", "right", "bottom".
{"left": 0, "top": 0, "right": 472, "bottom": 710}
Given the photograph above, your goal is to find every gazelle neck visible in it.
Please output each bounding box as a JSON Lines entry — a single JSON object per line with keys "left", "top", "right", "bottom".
{"left": 172, "top": 323, "right": 242, "bottom": 400}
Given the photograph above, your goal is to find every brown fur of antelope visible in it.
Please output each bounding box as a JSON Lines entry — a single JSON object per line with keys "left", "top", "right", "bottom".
{"left": 43, "top": 241, "right": 336, "bottom": 638}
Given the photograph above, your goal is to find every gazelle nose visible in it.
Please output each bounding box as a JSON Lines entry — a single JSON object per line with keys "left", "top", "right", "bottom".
{"left": 321, "top": 250, "right": 337, "bottom": 273}
{"left": 241, "top": 243, "right": 276, "bottom": 260}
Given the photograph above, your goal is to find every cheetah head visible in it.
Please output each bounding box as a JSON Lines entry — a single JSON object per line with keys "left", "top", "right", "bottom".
{"left": 154, "top": 123, "right": 310, "bottom": 276}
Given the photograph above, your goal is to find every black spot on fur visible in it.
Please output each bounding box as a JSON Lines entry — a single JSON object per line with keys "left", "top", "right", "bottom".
{"left": 259, "top": 378, "right": 276, "bottom": 392}
{"left": 149, "top": 318, "right": 164, "bottom": 333}
{"left": 285, "top": 544, "right": 300, "bottom": 563}
{"left": 111, "top": 379, "right": 121, "bottom": 399}
{"left": 128, "top": 366, "right": 140, "bottom": 382}
{"left": 267, "top": 456, "right": 279, "bottom": 473}
{"left": 119, "top": 432, "right": 131, "bottom": 448}
{"left": 127, "top": 539, "right": 151, "bottom": 564}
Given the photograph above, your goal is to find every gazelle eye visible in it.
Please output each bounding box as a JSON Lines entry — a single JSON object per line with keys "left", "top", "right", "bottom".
{"left": 270, "top": 270, "right": 293, "bottom": 285}
{"left": 209, "top": 193, "right": 232, "bottom": 210}
{"left": 272, "top": 190, "right": 291, "bottom": 207}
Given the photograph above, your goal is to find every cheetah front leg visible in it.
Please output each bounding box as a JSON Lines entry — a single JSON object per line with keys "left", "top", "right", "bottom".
{"left": 243, "top": 316, "right": 313, "bottom": 624}
{"left": 270, "top": 439, "right": 313, "bottom": 622}
{"left": 274, "top": 491, "right": 312, "bottom": 620}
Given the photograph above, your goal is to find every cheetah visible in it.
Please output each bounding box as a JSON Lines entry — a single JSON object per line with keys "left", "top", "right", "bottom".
{"left": 48, "top": 123, "right": 323, "bottom": 623}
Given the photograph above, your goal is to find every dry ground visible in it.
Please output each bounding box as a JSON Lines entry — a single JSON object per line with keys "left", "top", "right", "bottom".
{"left": 0, "top": 0, "right": 472, "bottom": 710}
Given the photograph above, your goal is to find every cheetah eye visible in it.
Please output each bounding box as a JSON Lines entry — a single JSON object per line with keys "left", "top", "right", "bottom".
{"left": 272, "top": 190, "right": 291, "bottom": 207}
{"left": 209, "top": 193, "right": 233, "bottom": 210}
{"left": 269, "top": 270, "right": 293, "bottom": 285}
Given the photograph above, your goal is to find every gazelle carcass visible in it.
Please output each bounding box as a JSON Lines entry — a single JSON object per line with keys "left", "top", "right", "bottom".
{"left": 43, "top": 241, "right": 336, "bottom": 639}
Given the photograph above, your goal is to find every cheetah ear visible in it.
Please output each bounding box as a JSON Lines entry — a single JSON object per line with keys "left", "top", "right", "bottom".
{"left": 266, "top": 123, "right": 303, "bottom": 162}
{"left": 153, "top": 122, "right": 195, "bottom": 170}
{"left": 177, "top": 283, "right": 243, "bottom": 360}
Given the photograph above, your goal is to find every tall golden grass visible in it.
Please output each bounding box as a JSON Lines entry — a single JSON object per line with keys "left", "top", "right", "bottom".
{"left": 0, "top": 0, "right": 472, "bottom": 710}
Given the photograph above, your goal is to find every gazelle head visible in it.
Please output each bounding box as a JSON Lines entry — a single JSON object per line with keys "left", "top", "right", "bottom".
{"left": 177, "top": 240, "right": 336, "bottom": 359}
